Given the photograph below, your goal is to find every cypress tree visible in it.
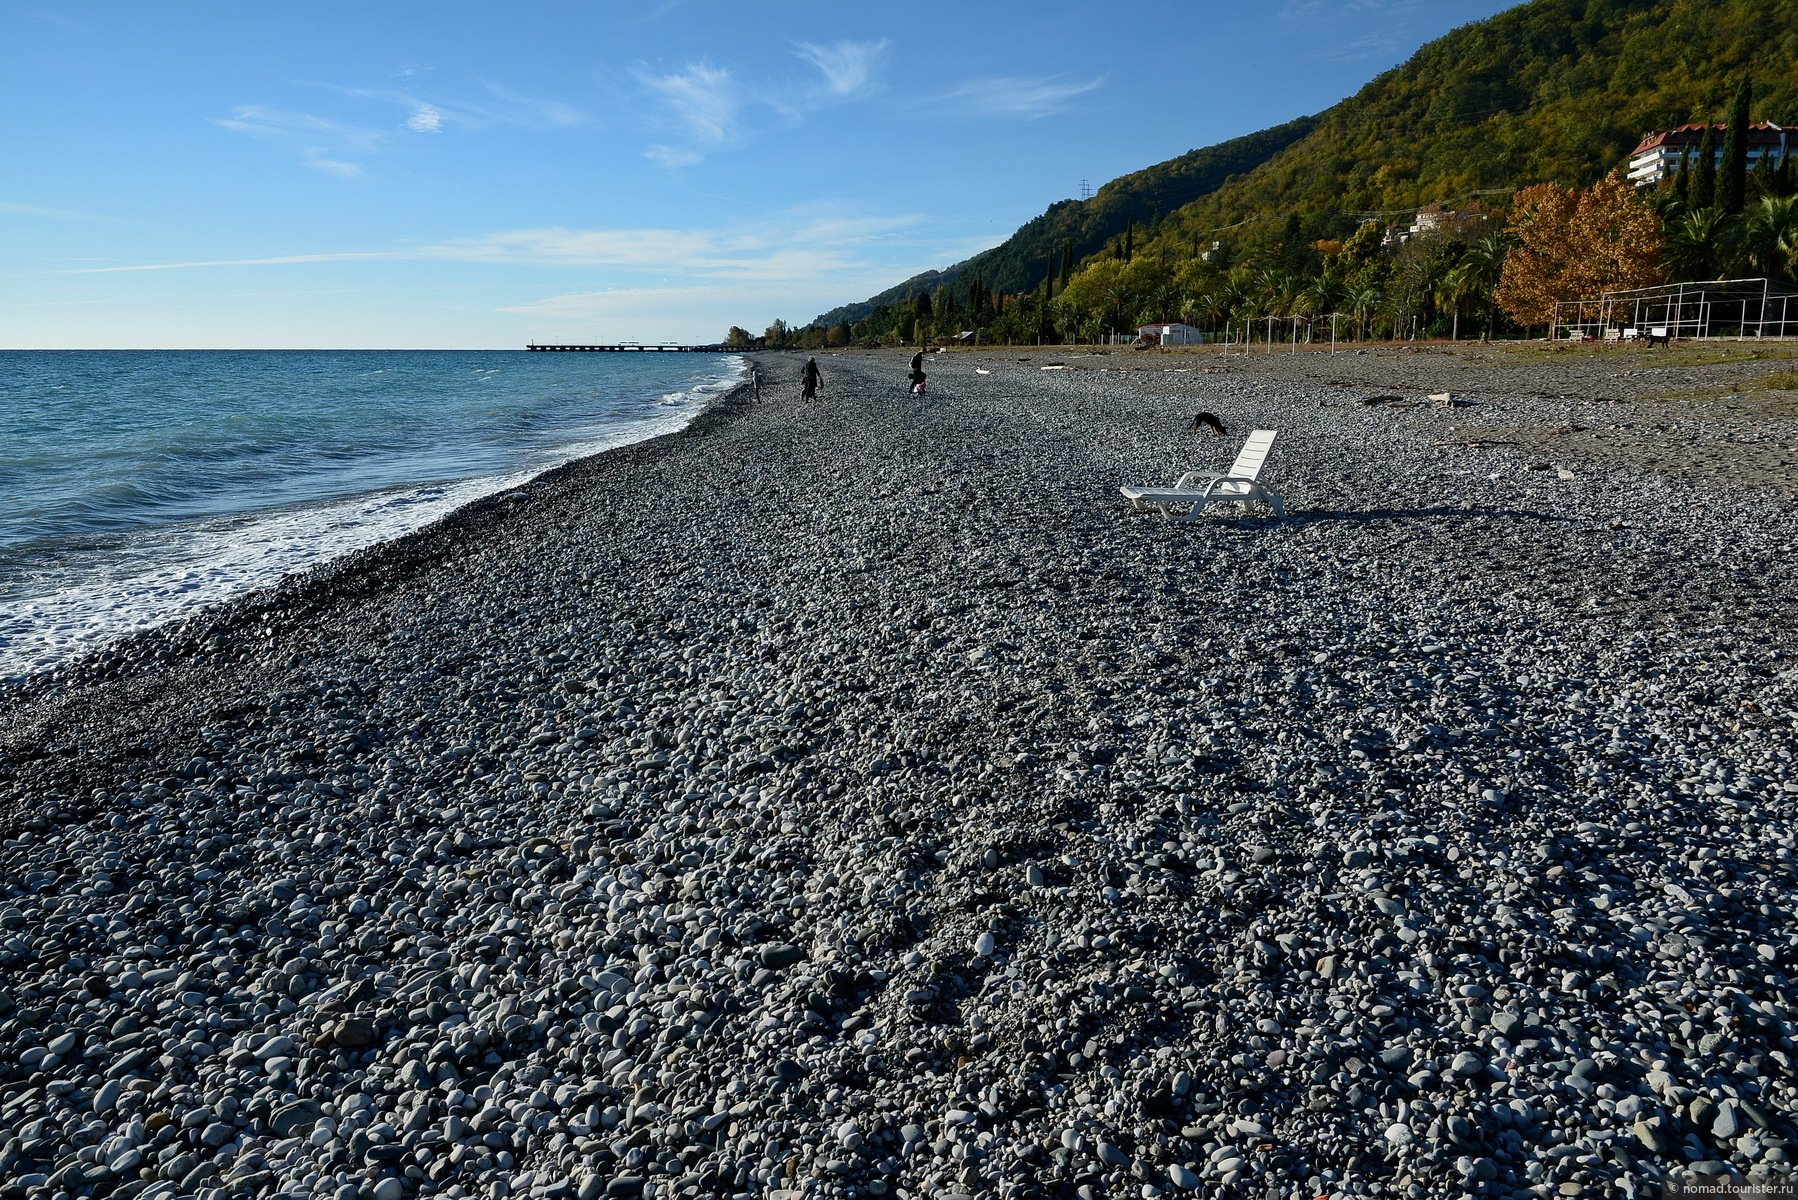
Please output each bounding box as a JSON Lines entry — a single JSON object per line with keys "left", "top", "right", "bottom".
{"left": 1124, "top": 222, "right": 1134, "bottom": 264}
{"left": 1059, "top": 241, "right": 1073, "bottom": 287}
{"left": 1719, "top": 77, "right": 1751, "bottom": 214}
{"left": 1676, "top": 147, "right": 1692, "bottom": 205}
{"left": 1694, "top": 123, "right": 1718, "bottom": 210}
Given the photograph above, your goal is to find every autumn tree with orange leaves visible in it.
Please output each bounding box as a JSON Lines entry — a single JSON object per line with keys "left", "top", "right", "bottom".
{"left": 1495, "top": 172, "right": 1665, "bottom": 330}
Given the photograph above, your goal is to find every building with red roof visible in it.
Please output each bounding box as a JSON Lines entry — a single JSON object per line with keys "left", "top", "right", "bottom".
{"left": 1627, "top": 121, "right": 1790, "bottom": 187}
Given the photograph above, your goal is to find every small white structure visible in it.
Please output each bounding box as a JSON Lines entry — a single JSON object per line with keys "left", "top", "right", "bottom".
{"left": 1137, "top": 322, "right": 1205, "bottom": 346}
{"left": 1383, "top": 204, "right": 1474, "bottom": 247}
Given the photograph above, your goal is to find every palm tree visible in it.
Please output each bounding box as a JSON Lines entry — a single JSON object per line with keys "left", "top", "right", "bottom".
{"left": 1436, "top": 266, "right": 1472, "bottom": 341}
{"left": 1664, "top": 206, "right": 1742, "bottom": 282}
{"left": 1347, "top": 283, "right": 1383, "bottom": 342}
{"left": 1251, "top": 269, "right": 1303, "bottom": 344}
{"left": 1215, "top": 276, "right": 1251, "bottom": 344}
{"left": 1452, "top": 234, "right": 1510, "bottom": 339}
{"left": 1743, "top": 196, "right": 1798, "bottom": 283}
{"left": 1181, "top": 290, "right": 1231, "bottom": 338}
{"left": 1437, "top": 246, "right": 1505, "bottom": 342}
{"left": 1142, "top": 279, "right": 1182, "bottom": 330}
{"left": 1299, "top": 272, "right": 1348, "bottom": 342}
{"left": 1217, "top": 267, "right": 1258, "bottom": 342}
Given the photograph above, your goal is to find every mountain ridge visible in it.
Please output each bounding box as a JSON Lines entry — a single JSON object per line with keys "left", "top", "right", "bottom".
{"left": 808, "top": 116, "right": 1318, "bottom": 329}
{"left": 811, "top": 0, "right": 1798, "bottom": 331}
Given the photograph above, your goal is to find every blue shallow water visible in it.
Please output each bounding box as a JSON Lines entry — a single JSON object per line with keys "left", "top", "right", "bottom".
{"left": 0, "top": 350, "right": 744, "bottom": 680}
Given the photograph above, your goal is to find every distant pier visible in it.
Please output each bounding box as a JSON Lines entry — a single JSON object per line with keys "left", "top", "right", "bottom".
{"left": 527, "top": 341, "right": 729, "bottom": 352}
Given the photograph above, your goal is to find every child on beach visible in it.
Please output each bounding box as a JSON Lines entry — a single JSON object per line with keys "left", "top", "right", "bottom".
{"left": 908, "top": 349, "right": 927, "bottom": 396}
{"left": 801, "top": 356, "right": 822, "bottom": 402}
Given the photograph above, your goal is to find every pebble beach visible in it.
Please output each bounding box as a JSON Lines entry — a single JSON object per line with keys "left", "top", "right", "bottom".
{"left": 3, "top": 342, "right": 1798, "bottom": 1200}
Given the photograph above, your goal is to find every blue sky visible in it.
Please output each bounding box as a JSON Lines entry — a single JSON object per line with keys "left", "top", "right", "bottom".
{"left": 5, "top": 1, "right": 1520, "bottom": 349}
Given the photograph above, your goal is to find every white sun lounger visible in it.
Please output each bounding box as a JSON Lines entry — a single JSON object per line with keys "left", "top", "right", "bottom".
{"left": 1119, "top": 428, "right": 1284, "bottom": 520}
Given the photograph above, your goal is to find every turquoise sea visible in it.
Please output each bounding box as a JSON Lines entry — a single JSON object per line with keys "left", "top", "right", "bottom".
{"left": 0, "top": 350, "right": 745, "bottom": 682}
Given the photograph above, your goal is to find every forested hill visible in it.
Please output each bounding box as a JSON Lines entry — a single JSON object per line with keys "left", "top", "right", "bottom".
{"left": 813, "top": 0, "right": 1798, "bottom": 329}
{"left": 1138, "top": 0, "right": 1798, "bottom": 262}
{"left": 808, "top": 116, "right": 1317, "bottom": 329}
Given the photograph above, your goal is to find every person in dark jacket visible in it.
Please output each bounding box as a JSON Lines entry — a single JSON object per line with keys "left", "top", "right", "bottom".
{"left": 907, "top": 348, "right": 927, "bottom": 395}
{"left": 801, "top": 356, "right": 822, "bottom": 401}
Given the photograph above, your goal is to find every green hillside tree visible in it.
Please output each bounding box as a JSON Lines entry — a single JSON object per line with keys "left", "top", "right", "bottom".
{"left": 1694, "top": 123, "right": 1719, "bottom": 210}
{"left": 1719, "top": 77, "right": 1752, "bottom": 215}
{"left": 1058, "top": 259, "right": 1126, "bottom": 339}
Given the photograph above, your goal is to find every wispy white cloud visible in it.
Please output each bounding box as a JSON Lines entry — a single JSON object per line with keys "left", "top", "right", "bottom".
{"left": 461, "top": 82, "right": 590, "bottom": 130}
{"left": 636, "top": 62, "right": 739, "bottom": 144}
{"left": 934, "top": 74, "right": 1105, "bottom": 119}
{"left": 794, "top": 39, "right": 886, "bottom": 100}
{"left": 215, "top": 81, "right": 590, "bottom": 177}
{"left": 423, "top": 217, "right": 923, "bottom": 280}
{"left": 497, "top": 278, "right": 900, "bottom": 341}
{"left": 212, "top": 105, "right": 386, "bottom": 177}
{"left": 1312, "top": 28, "right": 1427, "bottom": 62}
{"left": 30, "top": 10, "right": 88, "bottom": 35}
{"left": 64, "top": 208, "right": 927, "bottom": 283}
{"left": 635, "top": 44, "right": 886, "bottom": 167}
{"left": 787, "top": 214, "right": 920, "bottom": 246}
{"left": 68, "top": 251, "right": 395, "bottom": 273}
{"left": 0, "top": 199, "right": 120, "bottom": 222}
{"left": 212, "top": 105, "right": 389, "bottom": 154}
{"left": 1276, "top": 0, "right": 1440, "bottom": 60}
{"left": 305, "top": 156, "right": 364, "bottom": 179}
{"left": 500, "top": 285, "right": 697, "bottom": 320}
{"left": 325, "top": 82, "right": 592, "bottom": 132}
{"left": 645, "top": 144, "right": 704, "bottom": 169}
{"left": 1279, "top": 0, "right": 1427, "bottom": 17}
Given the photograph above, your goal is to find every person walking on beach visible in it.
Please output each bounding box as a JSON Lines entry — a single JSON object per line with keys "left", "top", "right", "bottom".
{"left": 801, "top": 356, "right": 822, "bottom": 402}
{"left": 908, "top": 348, "right": 927, "bottom": 396}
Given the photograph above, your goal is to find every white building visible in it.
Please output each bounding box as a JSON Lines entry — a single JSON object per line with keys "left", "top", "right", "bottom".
{"left": 1628, "top": 122, "right": 1791, "bottom": 187}
{"left": 1136, "top": 322, "right": 1205, "bottom": 346}
{"left": 1383, "top": 204, "right": 1474, "bottom": 248}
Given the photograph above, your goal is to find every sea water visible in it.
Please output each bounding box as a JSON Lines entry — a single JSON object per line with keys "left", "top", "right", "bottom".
{"left": 0, "top": 349, "right": 745, "bottom": 682}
